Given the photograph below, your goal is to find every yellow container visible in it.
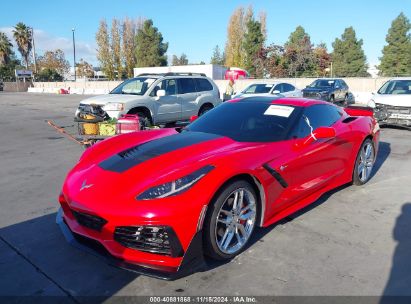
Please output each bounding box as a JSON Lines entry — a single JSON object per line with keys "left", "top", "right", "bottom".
{"left": 82, "top": 123, "right": 99, "bottom": 135}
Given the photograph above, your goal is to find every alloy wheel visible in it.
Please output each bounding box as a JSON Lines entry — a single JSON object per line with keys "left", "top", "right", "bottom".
{"left": 214, "top": 188, "right": 256, "bottom": 254}
{"left": 358, "top": 141, "right": 375, "bottom": 182}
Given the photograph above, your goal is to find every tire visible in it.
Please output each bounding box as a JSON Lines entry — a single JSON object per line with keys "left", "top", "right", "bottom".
{"left": 353, "top": 138, "right": 375, "bottom": 185}
{"left": 329, "top": 95, "right": 335, "bottom": 103}
{"left": 198, "top": 104, "right": 213, "bottom": 116}
{"left": 136, "top": 112, "right": 151, "bottom": 130}
{"left": 203, "top": 180, "right": 258, "bottom": 260}
{"left": 342, "top": 94, "right": 349, "bottom": 107}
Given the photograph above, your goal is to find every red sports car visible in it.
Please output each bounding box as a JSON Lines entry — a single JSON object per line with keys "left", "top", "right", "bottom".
{"left": 58, "top": 97, "right": 379, "bottom": 279}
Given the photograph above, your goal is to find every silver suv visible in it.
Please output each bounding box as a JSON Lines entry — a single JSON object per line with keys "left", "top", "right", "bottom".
{"left": 76, "top": 73, "right": 222, "bottom": 126}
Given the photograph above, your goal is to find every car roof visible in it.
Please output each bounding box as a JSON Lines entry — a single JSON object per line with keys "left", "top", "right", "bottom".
{"left": 388, "top": 77, "right": 411, "bottom": 81}
{"left": 229, "top": 96, "right": 329, "bottom": 107}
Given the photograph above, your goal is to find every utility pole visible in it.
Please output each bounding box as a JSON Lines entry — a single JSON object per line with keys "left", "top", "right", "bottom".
{"left": 30, "top": 27, "right": 37, "bottom": 75}
{"left": 72, "top": 28, "right": 76, "bottom": 81}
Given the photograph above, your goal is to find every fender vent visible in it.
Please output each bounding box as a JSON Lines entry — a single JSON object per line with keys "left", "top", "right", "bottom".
{"left": 342, "top": 117, "right": 358, "bottom": 123}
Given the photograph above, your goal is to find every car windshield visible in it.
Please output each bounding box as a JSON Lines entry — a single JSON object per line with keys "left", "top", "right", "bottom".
{"left": 110, "top": 77, "right": 157, "bottom": 95}
{"left": 242, "top": 84, "right": 273, "bottom": 94}
{"left": 309, "top": 80, "right": 335, "bottom": 88}
{"left": 378, "top": 80, "right": 411, "bottom": 95}
{"left": 185, "top": 101, "right": 301, "bottom": 142}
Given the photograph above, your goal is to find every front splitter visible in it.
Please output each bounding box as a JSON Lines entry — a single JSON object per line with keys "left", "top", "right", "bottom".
{"left": 56, "top": 208, "right": 207, "bottom": 280}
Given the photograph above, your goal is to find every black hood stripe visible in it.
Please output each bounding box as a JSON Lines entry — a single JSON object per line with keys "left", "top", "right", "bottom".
{"left": 99, "top": 131, "right": 222, "bottom": 173}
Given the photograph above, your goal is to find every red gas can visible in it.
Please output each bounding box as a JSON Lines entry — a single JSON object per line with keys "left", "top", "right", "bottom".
{"left": 116, "top": 114, "right": 141, "bottom": 134}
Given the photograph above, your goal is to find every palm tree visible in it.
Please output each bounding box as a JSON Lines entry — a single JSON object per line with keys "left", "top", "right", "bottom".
{"left": 0, "top": 32, "right": 13, "bottom": 66}
{"left": 12, "top": 22, "right": 32, "bottom": 69}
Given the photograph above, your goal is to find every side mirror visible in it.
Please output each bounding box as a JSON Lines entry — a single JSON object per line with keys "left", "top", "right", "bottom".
{"left": 156, "top": 89, "right": 166, "bottom": 97}
{"left": 272, "top": 90, "right": 280, "bottom": 94}
{"left": 190, "top": 115, "right": 198, "bottom": 123}
{"left": 294, "top": 127, "right": 336, "bottom": 149}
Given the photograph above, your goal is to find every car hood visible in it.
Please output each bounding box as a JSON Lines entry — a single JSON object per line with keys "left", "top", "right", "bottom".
{"left": 373, "top": 94, "right": 411, "bottom": 107}
{"left": 63, "top": 129, "right": 270, "bottom": 210}
{"left": 79, "top": 94, "right": 146, "bottom": 106}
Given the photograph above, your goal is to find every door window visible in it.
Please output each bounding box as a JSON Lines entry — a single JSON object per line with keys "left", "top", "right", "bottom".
{"left": 282, "top": 83, "right": 295, "bottom": 92}
{"left": 290, "top": 104, "right": 342, "bottom": 138}
{"left": 273, "top": 84, "right": 284, "bottom": 93}
{"left": 179, "top": 78, "right": 197, "bottom": 94}
{"left": 150, "top": 79, "right": 177, "bottom": 96}
{"left": 195, "top": 78, "right": 213, "bottom": 92}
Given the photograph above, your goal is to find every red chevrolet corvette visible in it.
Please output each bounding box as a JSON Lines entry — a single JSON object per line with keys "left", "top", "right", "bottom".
{"left": 58, "top": 97, "right": 379, "bottom": 279}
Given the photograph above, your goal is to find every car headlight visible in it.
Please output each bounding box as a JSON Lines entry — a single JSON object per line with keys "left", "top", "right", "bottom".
{"left": 137, "top": 165, "right": 215, "bottom": 200}
{"left": 103, "top": 102, "right": 124, "bottom": 111}
{"left": 367, "top": 99, "right": 376, "bottom": 108}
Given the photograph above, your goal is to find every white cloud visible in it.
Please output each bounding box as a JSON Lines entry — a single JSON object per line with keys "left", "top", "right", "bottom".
{"left": 0, "top": 27, "right": 97, "bottom": 66}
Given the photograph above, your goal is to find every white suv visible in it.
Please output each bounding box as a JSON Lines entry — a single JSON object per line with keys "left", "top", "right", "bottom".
{"left": 76, "top": 73, "right": 222, "bottom": 126}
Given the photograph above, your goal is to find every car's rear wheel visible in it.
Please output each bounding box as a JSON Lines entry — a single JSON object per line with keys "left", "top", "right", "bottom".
{"left": 342, "top": 94, "right": 349, "bottom": 107}
{"left": 198, "top": 104, "right": 213, "bottom": 116}
{"left": 203, "top": 180, "right": 257, "bottom": 260}
{"left": 329, "top": 95, "right": 335, "bottom": 102}
{"left": 353, "top": 138, "right": 375, "bottom": 185}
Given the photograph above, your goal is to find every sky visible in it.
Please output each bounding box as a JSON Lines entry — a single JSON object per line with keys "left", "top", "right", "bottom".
{"left": 1, "top": 0, "right": 410, "bottom": 69}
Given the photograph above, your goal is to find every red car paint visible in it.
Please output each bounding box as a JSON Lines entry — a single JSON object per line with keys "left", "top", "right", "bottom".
{"left": 59, "top": 98, "right": 380, "bottom": 274}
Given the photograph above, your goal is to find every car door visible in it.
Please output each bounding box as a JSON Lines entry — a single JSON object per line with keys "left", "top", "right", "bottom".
{"left": 267, "top": 104, "right": 348, "bottom": 209}
{"left": 151, "top": 78, "right": 181, "bottom": 123}
{"left": 282, "top": 83, "right": 299, "bottom": 97}
{"left": 272, "top": 83, "right": 284, "bottom": 95}
{"left": 334, "top": 80, "right": 343, "bottom": 101}
{"left": 178, "top": 78, "right": 199, "bottom": 120}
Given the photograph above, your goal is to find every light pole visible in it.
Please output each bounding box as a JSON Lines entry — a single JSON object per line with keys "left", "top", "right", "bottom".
{"left": 72, "top": 28, "right": 76, "bottom": 81}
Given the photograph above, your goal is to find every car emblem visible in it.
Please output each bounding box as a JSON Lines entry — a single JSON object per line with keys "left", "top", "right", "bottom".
{"left": 80, "top": 180, "right": 93, "bottom": 191}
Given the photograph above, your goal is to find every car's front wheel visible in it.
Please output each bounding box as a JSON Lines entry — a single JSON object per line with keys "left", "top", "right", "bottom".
{"left": 353, "top": 138, "right": 375, "bottom": 185}
{"left": 203, "top": 180, "right": 258, "bottom": 260}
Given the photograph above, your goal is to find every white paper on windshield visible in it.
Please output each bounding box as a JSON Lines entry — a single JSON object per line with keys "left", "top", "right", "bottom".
{"left": 264, "top": 105, "right": 294, "bottom": 117}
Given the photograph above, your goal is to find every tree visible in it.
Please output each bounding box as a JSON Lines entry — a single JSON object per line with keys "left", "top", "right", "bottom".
{"left": 0, "top": 55, "right": 22, "bottom": 81}
{"left": 122, "top": 17, "right": 136, "bottom": 78}
{"left": 37, "top": 49, "right": 70, "bottom": 76}
{"left": 331, "top": 27, "right": 369, "bottom": 77}
{"left": 284, "top": 26, "right": 316, "bottom": 76}
{"left": 225, "top": 7, "right": 245, "bottom": 67}
{"left": 96, "top": 19, "right": 114, "bottom": 80}
{"left": 135, "top": 19, "right": 168, "bottom": 67}
{"left": 37, "top": 68, "right": 63, "bottom": 81}
{"left": 314, "top": 43, "right": 331, "bottom": 76}
{"left": 76, "top": 59, "right": 94, "bottom": 78}
{"left": 171, "top": 53, "right": 188, "bottom": 66}
{"left": 255, "top": 44, "right": 287, "bottom": 78}
{"left": 243, "top": 16, "right": 265, "bottom": 77}
{"left": 12, "top": 22, "right": 32, "bottom": 69}
{"left": 0, "top": 32, "right": 13, "bottom": 65}
{"left": 210, "top": 45, "right": 225, "bottom": 65}
{"left": 259, "top": 11, "right": 267, "bottom": 41}
{"left": 111, "top": 18, "right": 122, "bottom": 80}
{"left": 379, "top": 13, "right": 411, "bottom": 76}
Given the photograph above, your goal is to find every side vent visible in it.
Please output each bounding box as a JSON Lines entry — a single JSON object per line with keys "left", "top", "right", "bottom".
{"left": 342, "top": 117, "right": 358, "bottom": 123}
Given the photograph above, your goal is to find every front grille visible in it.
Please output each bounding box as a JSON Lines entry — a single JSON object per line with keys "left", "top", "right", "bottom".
{"left": 71, "top": 210, "right": 107, "bottom": 232}
{"left": 114, "top": 226, "right": 183, "bottom": 257}
{"left": 303, "top": 92, "right": 321, "bottom": 99}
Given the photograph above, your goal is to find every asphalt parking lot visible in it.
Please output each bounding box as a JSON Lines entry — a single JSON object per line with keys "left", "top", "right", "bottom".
{"left": 0, "top": 92, "right": 411, "bottom": 300}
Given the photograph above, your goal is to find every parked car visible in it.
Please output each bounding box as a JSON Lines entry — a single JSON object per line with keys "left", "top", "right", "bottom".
{"left": 58, "top": 97, "right": 379, "bottom": 279}
{"left": 75, "top": 73, "right": 222, "bottom": 127}
{"left": 225, "top": 67, "right": 249, "bottom": 81}
{"left": 232, "top": 82, "right": 302, "bottom": 99}
{"left": 369, "top": 78, "right": 411, "bottom": 129}
{"left": 302, "top": 78, "right": 350, "bottom": 105}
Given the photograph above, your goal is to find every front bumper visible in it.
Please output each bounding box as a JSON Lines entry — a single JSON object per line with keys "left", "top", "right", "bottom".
{"left": 56, "top": 208, "right": 206, "bottom": 280}
{"left": 374, "top": 105, "right": 411, "bottom": 129}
